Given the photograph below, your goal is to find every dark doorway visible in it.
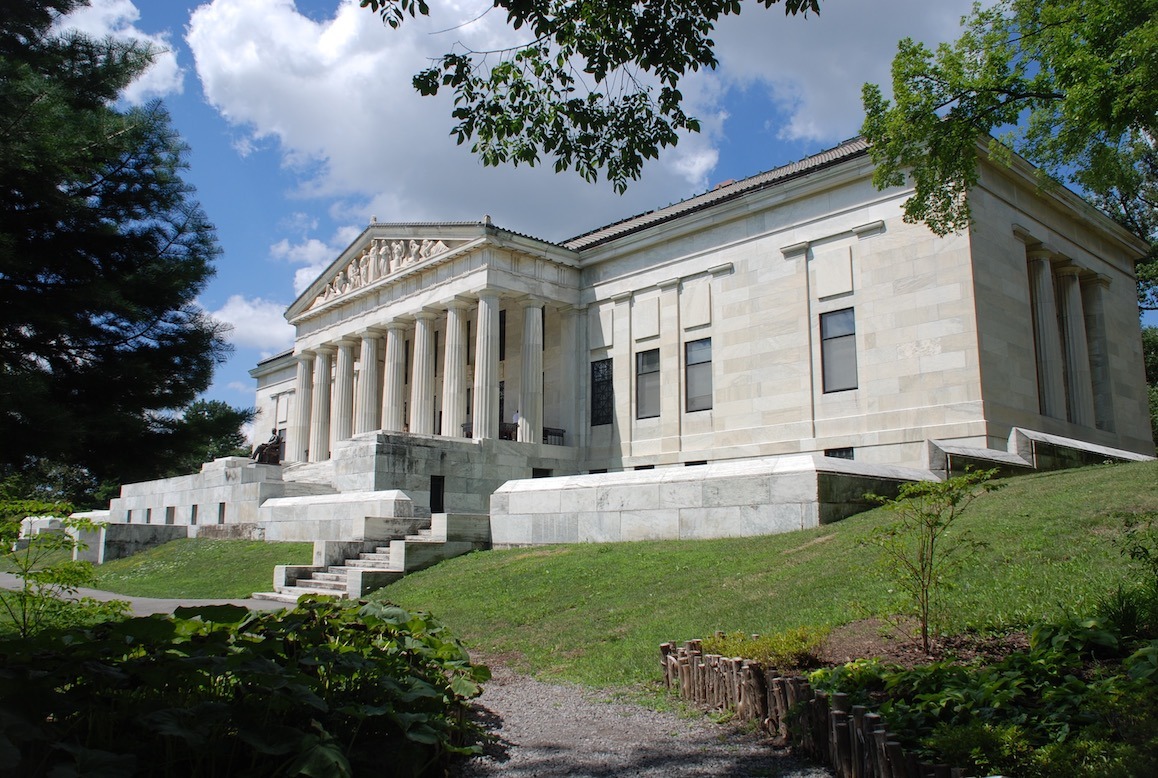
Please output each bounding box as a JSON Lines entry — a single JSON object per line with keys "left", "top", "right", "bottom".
{"left": 532, "top": 468, "right": 552, "bottom": 478}
{"left": 430, "top": 475, "right": 445, "bottom": 514}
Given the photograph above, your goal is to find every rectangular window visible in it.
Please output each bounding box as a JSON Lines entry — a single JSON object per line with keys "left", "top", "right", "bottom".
{"left": 590, "top": 358, "right": 613, "bottom": 426}
{"left": 636, "top": 349, "right": 660, "bottom": 419}
{"left": 217, "top": 503, "right": 226, "bottom": 525}
{"left": 498, "top": 309, "right": 507, "bottom": 361}
{"left": 820, "top": 308, "right": 858, "bottom": 392}
{"left": 685, "top": 338, "right": 712, "bottom": 412}
{"left": 190, "top": 505, "right": 198, "bottom": 525}
{"left": 824, "top": 447, "right": 855, "bottom": 460}
{"left": 430, "top": 475, "right": 445, "bottom": 514}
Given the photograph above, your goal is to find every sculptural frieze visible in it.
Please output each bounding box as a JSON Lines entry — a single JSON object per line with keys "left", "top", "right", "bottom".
{"left": 312, "top": 238, "right": 454, "bottom": 308}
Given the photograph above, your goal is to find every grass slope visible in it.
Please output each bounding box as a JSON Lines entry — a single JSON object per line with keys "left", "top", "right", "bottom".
{"left": 91, "top": 539, "right": 312, "bottom": 599}
{"left": 375, "top": 461, "right": 1157, "bottom": 686}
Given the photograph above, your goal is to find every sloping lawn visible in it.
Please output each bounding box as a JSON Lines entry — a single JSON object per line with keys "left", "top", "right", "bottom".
{"left": 374, "top": 461, "right": 1157, "bottom": 686}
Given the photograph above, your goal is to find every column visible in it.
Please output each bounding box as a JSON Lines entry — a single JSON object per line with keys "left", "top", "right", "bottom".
{"left": 559, "top": 305, "right": 583, "bottom": 448}
{"left": 287, "top": 352, "right": 314, "bottom": 462}
{"left": 441, "top": 300, "right": 469, "bottom": 437}
{"left": 381, "top": 322, "right": 407, "bottom": 432}
{"left": 1081, "top": 276, "right": 1115, "bottom": 431}
{"left": 308, "top": 347, "right": 334, "bottom": 461}
{"left": 472, "top": 292, "right": 500, "bottom": 439}
{"left": 517, "top": 300, "right": 543, "bottom": 443}
{"left": 354, "top": 330, "right": 382, "bottom": 434}
{"left": 333, "top": 340, "right": 356, "bottom": 442}
{"left": 1056, "top": 266, "right": 1095, "bottom": 427}
{"left": 1027, "top": 248, "right": 1066, "bottom": 419}
{"left": 409, "top": 312, "right": 436, "bottom": 435}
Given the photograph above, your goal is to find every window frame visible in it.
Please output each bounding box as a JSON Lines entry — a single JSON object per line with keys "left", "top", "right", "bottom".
{"left": 635, "top": 348, "right": 661, "bottom": 419}
{"left": 820, "top": 308, "right": 858, "bottom": 393}
{"left": 590, "top": 358, "right": 613, "bottom": 426}
{"left": 684, "top": 337, "right": 713, "bottom": 412}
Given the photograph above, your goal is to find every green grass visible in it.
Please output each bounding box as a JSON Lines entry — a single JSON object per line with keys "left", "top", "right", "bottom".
{"left": 90, "top": 539, "right": 312, "bottom": 599}
{"left": 371, "top": 461, "right": 1158, "bottom": 686}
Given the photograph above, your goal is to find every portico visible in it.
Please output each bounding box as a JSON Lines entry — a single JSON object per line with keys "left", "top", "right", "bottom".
{"left": 283, "top": 222, "right": 583, "bottom": 466}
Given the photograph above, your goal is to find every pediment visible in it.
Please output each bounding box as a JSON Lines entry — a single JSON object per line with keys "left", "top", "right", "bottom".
{"left": 307, "top": 236, "right": 467, "bottom": 311}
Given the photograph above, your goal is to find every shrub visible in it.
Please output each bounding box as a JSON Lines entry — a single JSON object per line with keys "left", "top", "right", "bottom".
{"left": 0, "top": 597, "right": 490, "bottom": 777}
{"left": 865, "top": 469, "right": 1000, "bottom": 653}
{"left": 701, "top": 626, "right": 830, "bottom": 671}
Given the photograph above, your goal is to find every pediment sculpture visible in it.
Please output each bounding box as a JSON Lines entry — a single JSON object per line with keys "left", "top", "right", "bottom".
{"left": 313, "top": 238, "right": 453, "bottom": 307}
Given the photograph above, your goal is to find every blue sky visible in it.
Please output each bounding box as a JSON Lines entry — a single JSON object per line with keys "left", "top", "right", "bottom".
{"left": 58, "top": 1, "right": 1152, "bottom": 436}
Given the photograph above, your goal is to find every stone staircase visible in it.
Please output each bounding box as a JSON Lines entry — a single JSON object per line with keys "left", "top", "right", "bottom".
{"left": 254, "top": 514, "right": 489, "bottom": 602}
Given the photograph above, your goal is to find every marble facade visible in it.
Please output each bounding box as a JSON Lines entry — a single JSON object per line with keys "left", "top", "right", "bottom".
{"left": 252, "top": 138, "right": 1152, "bottom": 513}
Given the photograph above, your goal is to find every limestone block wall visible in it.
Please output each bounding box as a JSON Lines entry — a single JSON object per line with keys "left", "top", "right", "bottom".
{"left": 330, "top": 432, "right": 582, "bottom": 515}
{"left": 105, "top": 457, "right": 329, "bottom": 527}
{"left": 489, "top": 455, "right": 933, "bottom": 547}
{"left": 257, "top": 490, "right": 414, "bottom": 542}
{"left": 72, "top": 524, "right": 188, "bottom": 564}
{"left": 580, "top": 165, "right": 991, "bottom": 472}
{"left": 968, "top": 161, "right": 1154, "bottom": 457}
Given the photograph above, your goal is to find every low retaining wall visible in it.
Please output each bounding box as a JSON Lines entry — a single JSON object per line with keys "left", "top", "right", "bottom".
{"left": 489, "top": 455, "right": 932, "bottom": 547}
{"left": 661, "top": 639, "right": 975, "bottom": 778}
{"left": 72, "top": 524, "right": 188, "bottom": 565}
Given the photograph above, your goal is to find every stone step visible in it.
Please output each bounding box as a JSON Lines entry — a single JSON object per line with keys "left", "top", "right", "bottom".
{"left": 325, "top": 566, "right": 352, "bottom": 576}
{"left": 251, "top": 590, "right": 301, "bottom": 604}
{"left": 359, "top": 552, "right": 392, "bottom": 562}
{"left": 296, "top": 578, "right": 346, "bottom": 592}
{"left": 312, "top": 571, "right": 346, "bottom": 582}
{"left": 345, "top": 558, "right": 395, "bottom": 570}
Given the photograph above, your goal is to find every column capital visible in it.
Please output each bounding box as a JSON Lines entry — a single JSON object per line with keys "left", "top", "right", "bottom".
{"left": 445, "top": 296, "right": 473, "bottom": 312}
{"left": 1025, "top": 246, "right": 1055, "bottom": 262}
{"left": 657, "top": 278, "right": 680, "bottom": 291}
{"left": 1081, "top": 273, "right": 1111, "bottom": 289}
{"left": 383, "top": 319, "right": 409, "bottom": 333}
{"left": 415, "top": 308, "right": 439, "bottom": 321}
{"left": 610, "top": 291, "right": 632, "bottom": 304}
{"left": 1055, "top": 264, "right": 1083, "bottom": 278}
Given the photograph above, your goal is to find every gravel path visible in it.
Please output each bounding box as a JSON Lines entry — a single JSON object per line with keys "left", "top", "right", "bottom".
{"left": 452, "top": 663, "right": 833, "bottom": 777}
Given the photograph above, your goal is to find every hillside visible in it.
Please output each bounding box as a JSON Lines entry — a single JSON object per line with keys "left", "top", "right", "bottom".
{"left": 373, "top": 460, "right": 1158, "bottom": 686}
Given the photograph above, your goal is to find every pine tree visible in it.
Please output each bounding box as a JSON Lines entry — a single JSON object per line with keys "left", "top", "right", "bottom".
{"left": 0, "top": 1, "right": 231, "bottom": 487}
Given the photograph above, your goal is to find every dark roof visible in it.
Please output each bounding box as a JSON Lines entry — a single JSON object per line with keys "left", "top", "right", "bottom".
{"left": 564, "top": 137, "right": 870, "bottom": 251}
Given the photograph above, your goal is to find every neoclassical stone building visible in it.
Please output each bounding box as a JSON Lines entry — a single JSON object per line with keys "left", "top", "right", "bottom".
{"left": 244, "top": 137, "right": 1152, "bottom": 545}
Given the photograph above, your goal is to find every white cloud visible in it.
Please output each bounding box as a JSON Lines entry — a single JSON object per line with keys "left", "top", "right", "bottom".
{"left": 209, "top": 295, "right": 294, "bottom": 352}
{"left": 186, "top": 0, "right": 978, "bottom": 248}
{"left": 56, "top": 0, "right": 184, "bottom": 103}
{"left": 185, "top": 0, "right": 699, "bottom": 241}
{"left": 702, "top": 0, "right": 976, "bottom": 143}
{"left": 270, "top": 237, "right": 335, "bottom": 265}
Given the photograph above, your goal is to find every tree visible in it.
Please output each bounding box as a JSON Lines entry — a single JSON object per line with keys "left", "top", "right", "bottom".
{"left": 861, "top": 0, "right": 1157, "bottom": 309}
{"left": 160, "top": 399, "right": 255, "bottom": 478}
{"left": 0, "top": 1, "right": 231, "bottom": 486}
{"left": 360, "top": 0, "right": 819, "bottom": 192}
{"left": 866, "top": 469, "right": 1000, "bottom": 654}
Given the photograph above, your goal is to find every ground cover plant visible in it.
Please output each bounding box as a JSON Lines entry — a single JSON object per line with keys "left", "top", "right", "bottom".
{"left": 90, "top": 538, "right": 313, "bottom": 598}
{"left": 375, "top": 461, "right": 1157, "bottom": 686}
{"left": 0, "top": 597, "right": 489, "bottom": 777}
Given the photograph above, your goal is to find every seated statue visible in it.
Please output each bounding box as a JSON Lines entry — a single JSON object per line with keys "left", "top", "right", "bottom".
{"left": 251, "top": 431, "right": 281, "bottom": 466}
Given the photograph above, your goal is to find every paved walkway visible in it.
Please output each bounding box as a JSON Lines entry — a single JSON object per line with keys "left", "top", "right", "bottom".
{"left": 0, "top": 572, "right": 288, "bottom": 617}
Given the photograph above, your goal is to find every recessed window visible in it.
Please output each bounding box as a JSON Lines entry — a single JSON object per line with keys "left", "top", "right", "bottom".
{"left": 824, "top": 447, "right": 855, "bottom": 460}
{"left": 636, "top": 349, "right": 660, "bottom": 419}
{"left": 591, "top": 358, "right": 613, "bottom": 426}
{"left": 685, "top": 338, "right": 712, "bottom": 412}
{"left": 820, "top": 308, "right": 858, "bottom": 392}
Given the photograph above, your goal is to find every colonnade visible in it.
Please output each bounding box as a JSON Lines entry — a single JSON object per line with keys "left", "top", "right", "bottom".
{"left": 286, "top": 294, "right": 553, "bottom": 463}
{"left": 1026, "top": 247, "right": 1114, "bottom": 431}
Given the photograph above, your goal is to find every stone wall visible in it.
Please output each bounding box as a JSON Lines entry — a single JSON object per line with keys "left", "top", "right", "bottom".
{"left": 489, "top": 454, "right": 933, "bottom": 547}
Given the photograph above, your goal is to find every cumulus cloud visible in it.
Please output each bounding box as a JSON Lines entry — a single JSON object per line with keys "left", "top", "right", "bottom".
{"left": 56, "top": 0, "right": 184, "bottom": 103}
{"left": 185, "top": 0, "right": 703, "bottom": 241}
{"left": 186, "top": 0, "right": 976, "bottom": 245}
{"left": 209, "top": 295, "right": 294, "bottom": 353}
{"left": 703, "top": 0, "right": 975, "bottom": 143}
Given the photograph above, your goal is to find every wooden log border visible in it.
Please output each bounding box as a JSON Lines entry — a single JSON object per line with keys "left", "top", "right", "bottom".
{"left": 660, "top": 640, "right": 975, "bottom": 778}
